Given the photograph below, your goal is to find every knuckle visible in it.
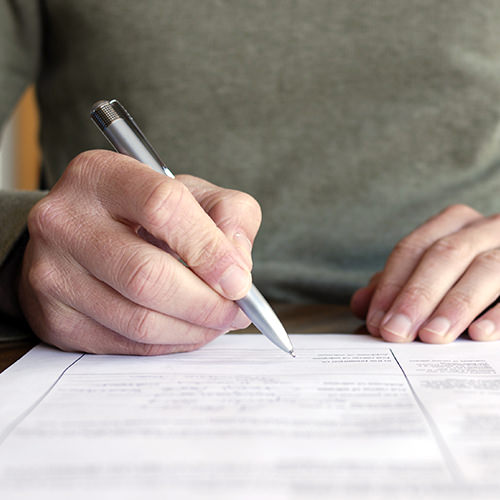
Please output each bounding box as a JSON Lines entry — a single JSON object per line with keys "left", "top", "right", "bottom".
{"left": 67, "top": 150, "right": 95, "bottom": 170}
{"left": 120, "top": 251, "right": 171, "bottom": 303}
{"left": 474, "top": 249, "right": 500, "bottom": 270}
{"left": 126, "top": 341, "right": 159, "bottom": 356}
{"left": 372, "top": 280, "right": 404, "bottom": 311}
{"left": 27, "top": 197, "right": 62, "bottom": 239}
{"left": 126, "top": 308, "right": 158, "bottom": 343}
{"left": 392, "top": 237, "right": 425, "bottom": 261}
{"left": 142, "top": 178, "right": 186, "bottom": 232}
{"left": 446, "top": 290, "right": 474, "bottom": 316}
{"left": 205, "top": 190, "right": 262, "bottom": 238}
{"left": 429, "top": 236, "right": 471, "bottom": 261}
{"left": 400, "top": 284, "right": 435, "bottom": 306}
{"left": 375, "top": 279, "right": 403, "bottom": 298}
{"left": 29, "top": 151, "right": 116, "bottom": 239}
{"left": 231, "top": 191, "right": 263, "bottom": 224}
{"left": 186, "top": 233, "right": 224, "bottom": 269}
{"left": 65, "top": 151, "right": 98, "bottom": 184}
{"left": 140, "top": 343, "right": 165, "bottom": 356}
{"left": 67, "top": 150, "right": 112, "bottom": 179}
{"left": 131, "top": 342, "right": 200, "bottom": 356}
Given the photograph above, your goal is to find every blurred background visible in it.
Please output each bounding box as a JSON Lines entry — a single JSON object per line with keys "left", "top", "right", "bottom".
{"left": 0, "top": 86, "right": 40, "bottom": 191}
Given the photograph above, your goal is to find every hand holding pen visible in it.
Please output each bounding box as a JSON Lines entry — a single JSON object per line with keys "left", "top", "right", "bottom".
{"left": 91, "top": 100, "right": 294, "bottom": 356}
{"left": 18, "top": 99, "right": 293, "bottom": 356}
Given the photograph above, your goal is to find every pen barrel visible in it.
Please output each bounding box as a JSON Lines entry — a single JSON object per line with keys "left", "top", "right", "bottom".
{"left": 236, "top": 285, "right": 294, "bottom": 354}
{"left": 102, "top": 118, "right": 169, "bottom": 176}
{"left": 91, "top": 100, "right": 174, "bottom": 178}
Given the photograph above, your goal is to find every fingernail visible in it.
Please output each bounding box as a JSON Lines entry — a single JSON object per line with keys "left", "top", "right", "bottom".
{"left": 219, "top": 265, "right": 252, "bottom": 299}
{"left": 422, "top": 316, "right": 451, "bottom": 337}
{"left": 382, "top": 314, "right": 412, "bottom": 339}
{"left": 230, "top": 309, "right": 251, "bottom": 330}
{"left": 233, "top": 232, "right": 252, "bottom": 253}
{"left": 367, "top": 310, "right": 385, "bottom": 329}
{"left": 232, "top": 231, "right": 253, "bottom": 270}
{"left": 473, "top": 319, "right": 496, "bottom": 338}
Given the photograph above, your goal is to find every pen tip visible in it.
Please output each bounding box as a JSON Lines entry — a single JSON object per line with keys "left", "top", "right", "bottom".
{"left": 290, "top": 350, "right": 296, "bottom": 358}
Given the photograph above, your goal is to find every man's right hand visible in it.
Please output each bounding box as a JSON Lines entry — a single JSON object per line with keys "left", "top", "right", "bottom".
{"left": 18, "top": 150, "right": 262, "bottom": 355}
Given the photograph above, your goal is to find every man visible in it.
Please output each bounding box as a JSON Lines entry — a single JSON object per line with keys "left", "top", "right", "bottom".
{"left": 1, "top": 1, "right": 499, "bottom": 354}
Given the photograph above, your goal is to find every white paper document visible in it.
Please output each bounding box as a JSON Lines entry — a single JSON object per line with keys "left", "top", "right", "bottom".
{"left": 1, "top": 334, "right": 500, "bottom": 499}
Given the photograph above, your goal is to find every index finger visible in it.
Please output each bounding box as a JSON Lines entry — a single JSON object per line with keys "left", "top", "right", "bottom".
{"left": 177, "top": 174, "right": 262, "bottom": 269}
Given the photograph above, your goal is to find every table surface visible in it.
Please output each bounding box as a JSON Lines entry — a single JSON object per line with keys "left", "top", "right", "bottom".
{"left": 0, "top": 304, "right": 366, "bottom": 373}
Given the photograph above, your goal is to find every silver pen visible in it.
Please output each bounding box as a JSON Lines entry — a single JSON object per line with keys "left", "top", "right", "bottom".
{"left": 90, "top": 99, "right": 295, "bottom": 357}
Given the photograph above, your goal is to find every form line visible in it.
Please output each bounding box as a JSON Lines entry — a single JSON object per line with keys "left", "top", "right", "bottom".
{"left": 389, "top": 348, "right": 463, "bottom": 484}
{"left": 0, "top": 353, "right": 85, "bottom": 446}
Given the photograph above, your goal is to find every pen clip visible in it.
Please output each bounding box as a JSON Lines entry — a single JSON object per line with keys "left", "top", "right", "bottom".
{"left": 109, "top": 99, "right": 175, "bottom": 178}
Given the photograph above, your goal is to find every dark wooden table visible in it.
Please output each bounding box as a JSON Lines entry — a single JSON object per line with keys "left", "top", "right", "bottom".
{"left": 0, "top": 304, "right": 366, "bottom": 373}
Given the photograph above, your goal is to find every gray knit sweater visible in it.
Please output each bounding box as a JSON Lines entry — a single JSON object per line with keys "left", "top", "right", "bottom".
{"left": 1, "top": 1, "right": 500, "bottom": 335}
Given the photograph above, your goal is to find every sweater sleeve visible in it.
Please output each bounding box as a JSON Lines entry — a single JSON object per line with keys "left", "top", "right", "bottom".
{"left": 0, "top": 1, "right": 45, "bottom": 338}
